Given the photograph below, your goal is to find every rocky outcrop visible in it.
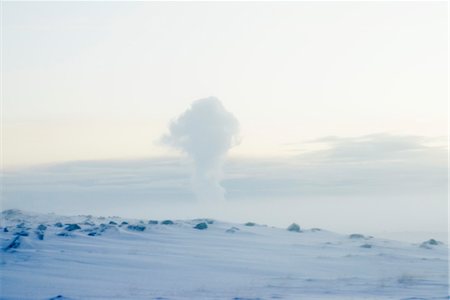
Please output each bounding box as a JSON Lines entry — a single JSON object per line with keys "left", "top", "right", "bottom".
{"left": 194, "top": 222, "right": 208, "bottom": 230}
{"left": 420, "top": 239, "right": 442, "bottom": 249}
{"left": 65, "top": 224, "right": 81, "bottom": 231}
{"left": 287, "top": 223, "right": 301, "bottom": 232}
{"left": 349, "top": 234, "right": 366, "bottom": 239}
{"left": 127, "top": 225, "right": 146, "bottom": 232}
{"left": 4, "top": 236, "right": 21, "bottom": 251}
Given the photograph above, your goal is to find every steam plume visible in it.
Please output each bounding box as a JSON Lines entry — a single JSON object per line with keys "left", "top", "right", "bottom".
{"left": 162, "top": 97, "right": 239, "bottom": 202}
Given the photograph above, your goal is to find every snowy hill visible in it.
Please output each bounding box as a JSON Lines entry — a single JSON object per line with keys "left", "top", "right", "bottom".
{"left": 0, "top": 209, "right": 448, "bottom": 300}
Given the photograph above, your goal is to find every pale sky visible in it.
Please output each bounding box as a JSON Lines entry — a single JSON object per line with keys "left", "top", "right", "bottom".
{"left": 3, "top": 1, "right": 448, "bottom": 168}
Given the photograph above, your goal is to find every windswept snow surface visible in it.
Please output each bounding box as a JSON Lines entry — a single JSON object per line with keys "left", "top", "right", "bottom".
{"left": 0, "top": 210, "right": 448, "bottom": 300}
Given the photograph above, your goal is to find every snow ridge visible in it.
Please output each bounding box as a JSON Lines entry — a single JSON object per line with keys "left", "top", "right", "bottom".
{"left": 1, "top": 209, "right": 448, "bottom": 300}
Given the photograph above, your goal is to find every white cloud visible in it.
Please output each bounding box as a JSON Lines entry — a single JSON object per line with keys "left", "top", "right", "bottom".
{"left": 161, "top": 97, "right": 239, "bottom": 203}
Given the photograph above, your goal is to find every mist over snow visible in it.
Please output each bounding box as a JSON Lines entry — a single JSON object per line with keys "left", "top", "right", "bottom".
{"left": 2, "top": 133, "right": 447, "bottom": 241}
{"left": 162, "top": 97, "right": 239, "bottom": 203}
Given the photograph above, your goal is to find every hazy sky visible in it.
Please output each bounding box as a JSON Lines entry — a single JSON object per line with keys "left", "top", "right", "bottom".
{"left": 3, "top": 1, "right": 447, "bottom": 167}
{"left": 2, "top": 2, "right": 448, "bottom": 239}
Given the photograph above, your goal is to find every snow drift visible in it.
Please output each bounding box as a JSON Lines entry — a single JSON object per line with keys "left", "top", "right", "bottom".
{"left": 1, "top": 209, "right": 448, "bottom": 300}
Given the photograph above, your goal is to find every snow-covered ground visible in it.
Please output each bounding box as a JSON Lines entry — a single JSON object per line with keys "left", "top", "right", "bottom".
{"left": 0, "top": 209, "right": 448, "bottom": 300}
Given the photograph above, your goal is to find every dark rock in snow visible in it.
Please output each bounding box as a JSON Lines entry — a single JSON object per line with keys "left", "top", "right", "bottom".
{"left": 16, "top": 222, "right": 26, "bottom": 229}
{"left": 226, "top": 227, "right": 240, "bottom": 233}
{"left": 148, "top": 220, "right": 158, "bottom": 225}
{"left": 54, "top": 222, "right": 63, "bottom": 228}
{"left": 194, "top": 222, "right": 208, "bottom": 230}
{"left": 82, "top": 221, "right": 95, "bottom": 226}
{"left": 36, "top": 231, "right": 45, "bottom": 240}
{"left": 127, "top": 225, "right": 146, "bottom": 231}
{"left": 97, "top": 223, "right": 115, "bottom": 233}
{"left": 37, "top": 224, "right": 47, "bottom": 231}
{"left": 349, "top": 234, "right": 366, "bottom": 239}
{"left": 3, "top": 227, "right": 8, "bottom": 232}
{"left": 14, "top": 230, "right": 29, "bottom": 237}
{"left": 57, "top": 232, "right": 70, "bottom": 237}
{"left": 287, "top": 223, "right": 301, "bottom": 232}
{"left": 65, "top": 224, "right": 81, "bottom": 231}
{"left": 88, "top": 232, "right": 99, "bottom": 236}
{"left": 4, "top": 236, "right": 21, "bottom": 251}
{"left": 427, "top": 239, "right": 439, "bottom": 245}
{"left": 161, "top": 220, "right": 174, "bottom": 225}
{"left": 420, "top": 239, "right": 442, "bottom": 249}
{"left": 119, "top": 221, "right": 129, "bottom": 226}
{"left": 109, "top": 221, "right": 117, "bottom": 225}
{"left": 244, "top": 222, "right": 256, "bottom": 226}
{"left": 81, "top": 227, "right": 95, "bottom": 233}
